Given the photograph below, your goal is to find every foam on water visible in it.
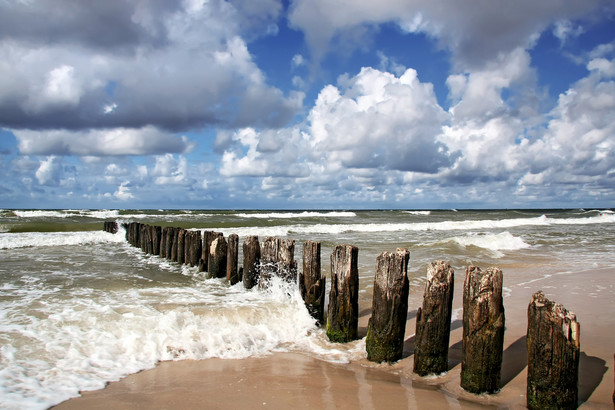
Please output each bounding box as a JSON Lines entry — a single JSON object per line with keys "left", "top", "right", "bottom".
{"left": 235, "top": 211, "right": 357, "bottom": 219}
{"left": 445, "top": 231, "right": 531, "bottom": 257}
{"left": 0, "top": 230, "right": 125, "bottom": 249}
{"left": 213, "top": 213, "right": 615, "bottom": 238}
{"left": 0, "top": 272, "right": 327, "bottom": 409}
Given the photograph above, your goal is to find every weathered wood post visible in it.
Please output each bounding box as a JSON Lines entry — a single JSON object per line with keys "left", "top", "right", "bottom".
{"left": 207, "top": 236, "right": 227, "bottom": 279}
{"left": 103, "top": 221, "right": 118, "bottom": 234}
{"left": 300, "top": 240, "right": 325, "bottom": 324}
{"left": 152, "top": 225, "right": 162, "bottom": 256}
{"left": 260, "top": 237, "right": 296, "bottom": 288}
{"left": 160, "top": 227, "right": 168, "bottom": 258}
{"left": 243, "top": 236, "right": 260, "bottom": 289}
{"left": 414, "top": 261, "right": 455, "bottom": 376}
{"left": 200, "top": 231, "right": 220, "bottom": 272}
{"left": 139, "top": 224, "right": 148, "bottom": 252}
{"left": 176, "top": 228, "right": 186, "bottom": 264}
{"left": 327, "top": 244, "right": 359, "bottom": 343}
{"left": 226, "top": 233, "right": 240, "bottom": 285}
{"left": 187, "top": 230, "right": 202, "bottom": 267}
{"left": 280, "top": 239, "right": 297, "bottom": 282}
{"left": 166, "top": 227, "right": 176, "bottom": 262}
{"left": 260, "top": 237, "right": 280, "bottom": 288}
{"left": 366, "top": 248, "right": 410, "bottom": 363}
{"left": 526, "top": 290, "right": 580, "bottom": 409}
{"left": 461, "top": 266, "right": 505, "bottom": 394}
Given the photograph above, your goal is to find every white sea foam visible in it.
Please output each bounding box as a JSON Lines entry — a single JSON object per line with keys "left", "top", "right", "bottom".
{"left": 404, "top": 211, "right": 431, "bottom": 215}
{"left": 0, "top": 230, "right": 125, "bottom": 250}
{"left": 212, "top": 213, "right": 615, "bottom": 238}
{"left": 0, "top": 276, "right": 321, "bottom": 409}
{"left": 235, "top": 211, "right": 357, "bottom": 219}
{"left": 446, "top": 231, "right": 531, "bottom": 257}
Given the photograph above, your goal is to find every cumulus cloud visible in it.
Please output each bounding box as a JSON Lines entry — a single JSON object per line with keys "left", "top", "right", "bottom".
{"left": 307, "top": 67, "right": 453, "bottom": 173}
{"left": 114, "top": 181, "right": 134, "bottom": 200}
{"left": 14, "top": 126, "right": 194, "bottom": 156}
{"left": 0, "top": 0, "right": 298, "bottom": 133}
{"left": 35, "top": 156, "right": 62, "bottom": 186}
{"left": 289, "top": 0, "right": 611, "bottom": 69}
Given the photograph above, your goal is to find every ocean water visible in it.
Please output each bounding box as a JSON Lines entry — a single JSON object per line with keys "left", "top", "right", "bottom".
{"left": 1, "top": 208, "right": 614, "bottom": 409}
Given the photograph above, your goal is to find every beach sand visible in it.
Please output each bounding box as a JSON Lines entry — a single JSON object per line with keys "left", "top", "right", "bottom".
{"left": 54, "top": 266, "right": 615, "bottom": 409}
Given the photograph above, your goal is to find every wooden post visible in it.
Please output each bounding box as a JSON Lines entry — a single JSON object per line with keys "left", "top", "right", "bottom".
{"left": 166, "top": 227, "right": 176, "bottom": 262}
{"left": 160, "top": 227, "right": 168, "bottom": 258}
{"left": 300, "top": 240, "right": 325, "bottom": 324}
{"left": 326, "top": 244, "right": 359, "bottom": 343}
{"left": 207, "top": 236, "right": 227, "bottom": 279}
{"left": 414, "top": 261, "right": 455, "bottom": 376}
{"left": 527, "top": 290, "right": 580, "bottom": 409}
{"left": 280, "top": 239, "right": 297, "bottom": 282}
{"left": 461, "top": 266, "right": 505, "bottom": 394}
{"left": 201, "top": 231, "right": 221, "bottom": 272}
{"left": 243, "top": 236, "right": 260, "bottom": 289}
{"left": 103, "top": 221, "right": 118, "bottom": 234}
{"left": 260, "top": 237, "right": 296, "bottom": 288}
{"left": 259, "top": 237, "right": 279, "bottom": 288}
{"left": 176, "top": 229, "right": 186, "bottom": 264}
{"left": 152, "top": 225, "right": 162, "bottom": 256}
{"left": 226, "top": 233, "right": 240, "bottom": 285}
{"left": 187, "top": 230, "right": 202, "bottom": 267}
{"left": 366, "top": 248, "right": 410, "bottom": 363}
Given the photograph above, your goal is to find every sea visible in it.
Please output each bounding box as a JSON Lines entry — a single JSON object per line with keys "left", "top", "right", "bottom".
{"left": 1, "top": 208, "right": 614, "bottom": 409}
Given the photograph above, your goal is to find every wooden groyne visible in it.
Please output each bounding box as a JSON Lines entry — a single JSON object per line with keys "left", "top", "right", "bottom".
{"left": 104, "top": 220, "right": 582, "bottom": 403}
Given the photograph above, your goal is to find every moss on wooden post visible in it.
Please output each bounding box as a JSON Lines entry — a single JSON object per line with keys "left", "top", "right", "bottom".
{"left": 366, "top": 248, "right": 410, "bottom": 363}
{"left": 414, "top": 260, "right": 454, "bottom": 376}
{"left": 326, "top": 244, "right": 359, "bottom": 343}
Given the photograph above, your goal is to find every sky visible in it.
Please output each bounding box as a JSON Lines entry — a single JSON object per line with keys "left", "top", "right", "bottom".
{"left": 1, "top": 0, "right": 614, "bottom": 210}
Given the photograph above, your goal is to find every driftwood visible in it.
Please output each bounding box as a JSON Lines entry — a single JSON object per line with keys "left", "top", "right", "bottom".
{"left": 326, "top": 244, "right": 359, "bottom": 343}
{"left": 461, "top": 266, "right": 505, "bottom": 394}
{"left": 207, "top": 236, "right": 227, "bottom": 279}
{"left": 226, "top": 233, "right": 240, "bottom": 285}
{"left": 366, "top": 248, "right": 410, "bottom": 363}
{"left": 527, "top": 290, "right": 580, "bottom": 409}
{"left": 243, "top": 236, "right": 260, "bottom": 289}
{"left": 414, "top": 260, "right": 454, "bottom": 375}
{"left": 299, "top": 240, "right": 325, "bottom": 324}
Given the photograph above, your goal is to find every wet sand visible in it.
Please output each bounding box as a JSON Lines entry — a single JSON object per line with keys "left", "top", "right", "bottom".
{"left": 54, "top": 267, "right": 615, "bottom": 409}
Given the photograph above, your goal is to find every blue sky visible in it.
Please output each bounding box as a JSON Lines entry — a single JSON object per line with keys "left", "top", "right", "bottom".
{"left": 0, "top": 0, "right": 614, "bottom": 209}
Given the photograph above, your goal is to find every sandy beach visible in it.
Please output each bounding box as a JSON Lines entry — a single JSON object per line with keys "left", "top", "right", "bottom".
{"left": 53, "top": 266, "right": 615, "bottom": 409}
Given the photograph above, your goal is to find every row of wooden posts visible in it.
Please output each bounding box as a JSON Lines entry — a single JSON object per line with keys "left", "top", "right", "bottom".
{"left": 105, "top": 221, "right": 581, "bottom": 409}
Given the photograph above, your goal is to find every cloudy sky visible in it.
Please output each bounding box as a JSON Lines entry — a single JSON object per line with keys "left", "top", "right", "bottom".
{"left": 1, "top": 0, "right": 614, "bottom": 209}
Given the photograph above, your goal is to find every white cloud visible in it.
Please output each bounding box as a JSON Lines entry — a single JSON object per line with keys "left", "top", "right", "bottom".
{"left": 587, "top": 58, "right": 615, "bottom": 78}
{"left": 553, "top": 20, "right": 584, "bottom": 45}
{"left": 14, "top": 126, "right": 194, "bottom": 156}
{"left": 152, "top": 154, "right": 189, "bottom": 185}
{"left": 114, "top": 181, "right": 134, "bottom": 200}
{"left": 35, "top": 156, "right": 61, "bottom": 185}
{"left": 307, "top": 67, "right": 452, "bottom": 172}
{"left": 0, "top": 0, "right": 298, "bottom": 133}
{"left": 292, "top": 54, "right": 305, "bottom": 68}
{"left": 288, "top": 0, "right": 608, "bottom": 69}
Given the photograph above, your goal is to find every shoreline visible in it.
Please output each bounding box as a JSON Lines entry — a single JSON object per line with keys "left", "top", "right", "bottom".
{"left": 53, "top": 266, "right": 615, "bottom": 409}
